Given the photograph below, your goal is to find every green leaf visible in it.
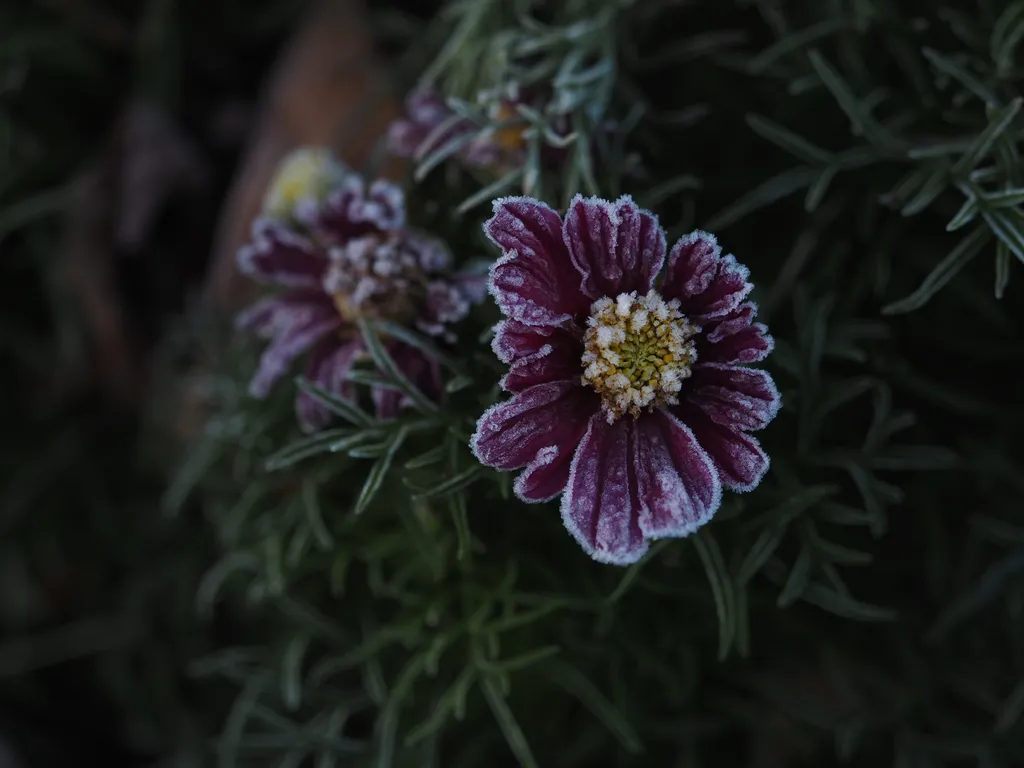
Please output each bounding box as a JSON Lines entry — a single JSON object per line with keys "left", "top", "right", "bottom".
{"left": 995, "top": 241, "right": 1012, "bottom": 298}
{"left": 162, "top": 435, "right": 222, "bottom": 515}
{"left": 449, "top": 494, "right": 472, "bottom": 561}
{"left": 265, "top": 429, "right": 375, "bottom": 471}
{"left": 946, "top": 195, "right": 978, "bottom": 231}
{"left": 414, "top": 124, "right": 485, "bottom": 181}
{"left": 357, "top": 318, "right": 438, "bottom": 414}
{"left": 981, "top": 188, "right": 1024, "bottom": 207}
{"left": 921, "top": 47, "right": 999, "bottom": 105}
{"left": 375, "top": 654, "right": 427, "bottom": 768}
{"left": 295, "top": 377, "right": 373, "bottom": 428}
{"left": 804, "top": 165, "right": 838, "bottom": 211}
{"left": 548, "top": 662, "right": 643, "bottom": 753}
{"left": 607, "top": 540, "right": 670, "bottom": 603}
{"left": 746, "top": 114, "right": 833, "bottom": 164}
{"left": 952, "top": 98, "right": 1023, "bottom": 176}
{"left": 927, "top": 552, "right": 1024, "bottom": 641}
{"left": 489, "top": 646, "right": 561, "bottom": 673}
{"left": 800, "top": 582, "right": 896, "bottom": 621}
{"left": 693, "top": 531, "right": 736, "bottom": 660}
{"left": 404, "top": 445, "right": 446, "bottom": 470}
{"left": 705, "top": 167, "right": 817, "bottom": 230}
{"left": 481, "top": 675, "right": 539, "bottom": 768}
{"left": 778, "top": 547, "right": 813, "bottom": 606}
{"left": 807, "top": 49, "right": 891, "bottom": 146}
{"left": 218, "top": 674, "right": 269, "bottom": 768}
{"left": 301, "top": 478, "right": 334, "bottom": 551}
{"left": 982, "top": 208, "right": 1024, "bottom": 263}
{"left": 197, "top": 554, "right": 261, "bottom": 618}
{"left": 639, "top": 174, "right": 702, "bottom": 209}
{"left": 371, "top": 319, "right": 465, "bottom": 376}
{"left": 900, "top": 167, "right": 947, "bottom": 216}
{"left": 354, "top": 427, "right": 408, "bottom": 515}
{"left": 992, "top": 2, "right": 1024, "bottom": 75}
{"left": 411, "top": 464, "right": 484, "bottom": 500}
{"left": 457, "top": 167, "right": 525, "bottom": 214}
{"left": 747, "top": 18, "right": 849, "bottom": 73}
{"left": 281, "top": 634, "right": 310, "bottom": 712}
{"left": 882, "top": 225, "right": 992, "bottom": 314}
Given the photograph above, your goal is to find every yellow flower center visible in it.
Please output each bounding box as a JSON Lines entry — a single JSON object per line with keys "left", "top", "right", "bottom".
{"left": 581, "top": 291, "right": 699, "bottom": 422}
{"left": 491, "top": 102, "right": 526, "bottom": 151}
{"left": 263, "top": 147, "right": 343, "bottom": 219}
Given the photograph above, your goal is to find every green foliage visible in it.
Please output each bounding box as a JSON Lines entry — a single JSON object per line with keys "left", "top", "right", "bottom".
{"left": 170, "top": 0, "right": 1024, "bottom": 764}
{"left": 3, "top": 0, "right": 1021, "bottom": 766}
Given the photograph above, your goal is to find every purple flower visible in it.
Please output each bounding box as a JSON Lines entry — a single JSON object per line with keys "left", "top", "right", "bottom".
{"left": 387, "top": 86, "right": 529, "bottom": 172}
{"left": 236, "top": 170, "right": 482, "bottom": 432}
{"left": 470, "top": 195, "right": 780, "bottom": 565}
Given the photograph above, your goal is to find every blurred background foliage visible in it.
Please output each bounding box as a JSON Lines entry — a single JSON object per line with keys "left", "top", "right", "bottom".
{"left": 2, "top": 0, "right": 1024, "bottom": 767}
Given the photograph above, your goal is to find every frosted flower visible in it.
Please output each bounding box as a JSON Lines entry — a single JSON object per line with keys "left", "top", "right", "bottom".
{"left": 236, "top": 161, "right": 483, "bottom": 431}
{"left": 387, "top": 85, "right": 533, "bottom": 173}
{"left": 470, "top": 195, "right": 780, "bottom": 565}
{"left": 262, "top": 147, "right": 347, "bottom": 220}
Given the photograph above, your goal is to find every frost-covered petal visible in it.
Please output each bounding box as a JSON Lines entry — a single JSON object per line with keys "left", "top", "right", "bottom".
{"left": 634, "top": 410, "right": 722, "bottom": 539}
{"left": 296, "top": 339, "right": 364, "bottom": 433}
{"left": 237, "top": 218, "right": 327, "bottom": 288}
{"left": 697, "top": 302, "right": 774, "bottom": 364}
{"left": 484, "top": 197, "right": 590, "bottom": 327}
{"left": 513, "top": 403, "right": 592, "bottom": 502}
{"left": 673, "top": 402, "right": 771, "bottom": 492}
{"left": 561, "top": 415, "right": 647, "bottom": 565}
{"left": 372, "top": 344, "right": 442, "bottom": 420}
{"left": 492, "top": 320, "right": 583, "bottom": 392}
{"left": 305, "top": 176, "right": 405, "bottom": 243}
{"left": 235, "top": 289, "right": 330, "bottom": 339}
{"left": 687, "top": 363, "right": 781, "bottom": 432}
{"left": 471, "top": 381, "right": 598, "bottom": 471}
{"left": 248, "top": 304, "right": 342, "bottom": 399}
{"left": 562, "top": 194, "right": 665, "bottom": 299}
{"left": 662, "top": 230, "right": 753, "bottom": 319}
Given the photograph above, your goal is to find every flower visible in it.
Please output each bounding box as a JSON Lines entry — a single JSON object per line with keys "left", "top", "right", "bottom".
{"left": 470, "top": 195, "right": 780, "bottom": 565}
{"left": 262, "top": 147, "right": 347, "bottom": 221}
{"left": 387, "top": 85, "right": 531, "bottom": 173}
{"left": 236, "top": 156, "right": 484, "bottom": 432}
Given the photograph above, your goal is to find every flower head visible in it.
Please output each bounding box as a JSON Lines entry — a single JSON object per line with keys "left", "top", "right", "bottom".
{"left": 262, "top": 147, "right": 347, "bottom": 221}
{"left": 471, "top": 195, "right": 780, "bottom": 565}
{"left": 237, "top": 153, "right": 483, "bottom": 431}
{"left": 387, "top": 85, "right": 532, "bottom": 174}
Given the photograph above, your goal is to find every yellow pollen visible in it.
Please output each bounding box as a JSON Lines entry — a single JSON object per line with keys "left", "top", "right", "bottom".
{"left": 581, "top": 291, "right": 699, "bottom": 422}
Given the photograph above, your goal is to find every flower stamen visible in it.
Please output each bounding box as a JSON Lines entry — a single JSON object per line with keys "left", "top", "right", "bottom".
{"left": 581, "top": 291, "right": 699, "bottom": 422}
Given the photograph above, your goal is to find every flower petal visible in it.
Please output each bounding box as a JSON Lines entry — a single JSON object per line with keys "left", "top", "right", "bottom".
{"left": 561, "top": 415, "right": 647, "bottom": 565}
{"left": 513, "top": 406, "right": 591, "bottom": 503}
{"left": 237, "top": 218, "right": 327, "bottom": 288}
{"left": 248, "top": 305, "right": 342, "bottom": 399}
{"left": 662, "top": 230, "right": 752, "bottom": 319}
{"left": 492, "top": 320, "right": 583, "bottom": 392}
{"left": 303, "top": 175, "right": 405, "bottom": 243}
{"left": 471, "top": 381, "right": 598, "bottom": 471}
{"left": 673, "top": 402, "right": 771, "bottom": 492}
{"left": 296, "top": 339, "right": 363, "bottom": 433}
{"left": 634, "top": 410, "right": 722, "bottom": 539}
{"left": 697, "top": 302, "right": 774, "bottom": 364}
{"left": 688, "top": 363, "right": 781, "bottom": 432}
{"left": 484, "top": 197, "right": 589, "bottom": 327}
{"left": 562, "top": 194, "right": 665, "bottom": 298}
{"left": 235, "top": 289, "right": 329, "bottom": 338}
